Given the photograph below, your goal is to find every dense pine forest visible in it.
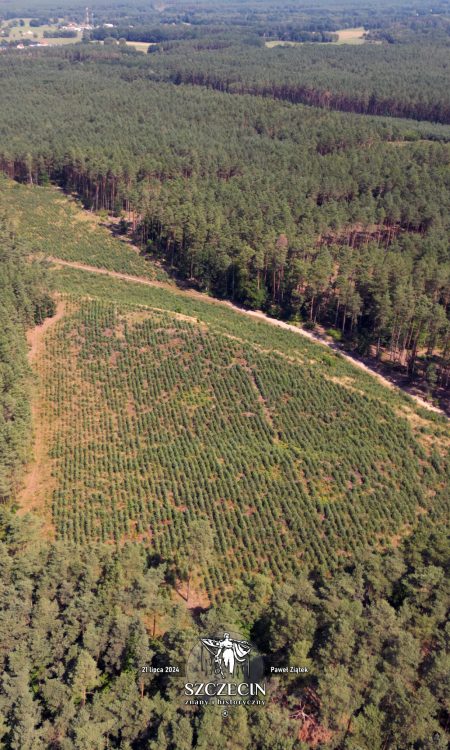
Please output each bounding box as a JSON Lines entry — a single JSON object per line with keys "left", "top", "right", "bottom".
{"left": 0, "top": 506, "right": 448, "bottom": 749}
{"left": 0, "top": 0, "right": 449, "bottom": 747}
{"left": 0, "top": 45, "right": 449, "bottom": 397}
{"left": 148, "top": 41, "right": 450, "bottom": 124}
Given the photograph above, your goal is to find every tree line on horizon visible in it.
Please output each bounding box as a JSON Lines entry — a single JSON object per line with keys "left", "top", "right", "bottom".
{"left": 148, "top": 39, "right": 450, "bottom": 124}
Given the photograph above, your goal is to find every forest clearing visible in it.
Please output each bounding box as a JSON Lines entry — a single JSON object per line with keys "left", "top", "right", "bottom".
{"left": 334, "top": 27, "right": 366, "bottom": 44}
{"left": 12, "top": 193, "right": 447, "bottom": 596}
{"left": 9, "top": 193, "right": 447, "bottom": 583}
{"left": 265, "top": 27, "right": 366, "bottom": 48}
{"left": 18, "top": 286, "right": 448, "bottom": 601}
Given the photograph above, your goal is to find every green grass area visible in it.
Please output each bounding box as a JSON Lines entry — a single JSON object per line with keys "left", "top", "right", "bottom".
{"left": 265, "top": 29, "right": 366, "bottom": 48}
{"left": 1, "top": 17, "right": 50, "bottom": 41}
{"left": 325, "top": 327, "right": 343, "bottom": 342}
{"left": 0, "top": 17, "right": 81, "bottom": 44}
{"left": 40, "top": 33, "right": 82, "bottom": 45}
{"left": 265, "top": 40, "right": 304, "bottom": 48}
{"left": 40, "top": 292, "right": 447, "bottom": 598}
{"left": 0, "top": 178, "right": 168, "bottom": 281}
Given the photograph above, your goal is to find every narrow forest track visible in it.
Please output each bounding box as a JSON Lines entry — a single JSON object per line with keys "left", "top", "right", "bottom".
{"left": 27, "top": 298, "right": 66, "bottom": 362}
{"left": 49, "top": 257, "right": 445, "bottom": 417}
{"left": 16, "top": 299, "right": 66, "bottom": 532}
{"left": 236, "top": 309, "right": 445, "bottom": 415}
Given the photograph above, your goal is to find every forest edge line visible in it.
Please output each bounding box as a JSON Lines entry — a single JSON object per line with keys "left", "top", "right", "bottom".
{"left": 46, "top": 257, "right": 447, "bottom": 417}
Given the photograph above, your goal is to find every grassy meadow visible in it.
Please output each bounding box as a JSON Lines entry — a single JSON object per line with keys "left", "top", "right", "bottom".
{"left": 0, "top": 17, "right": 82, "bottom": 44}
{"left": 265, "top": 27, "right": 366, "bottom": 48}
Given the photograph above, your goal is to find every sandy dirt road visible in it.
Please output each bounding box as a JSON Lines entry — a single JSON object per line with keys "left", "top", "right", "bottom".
{"left": 17, "top": 299, "right": 66, "bottom": 528}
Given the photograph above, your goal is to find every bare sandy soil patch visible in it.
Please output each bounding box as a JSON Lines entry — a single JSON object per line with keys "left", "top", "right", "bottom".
{"left": 335, "top": 27, "right": 366, "bottom": 44}
{"left": 17, "top": 299, "right": 66, "bottom": 533}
